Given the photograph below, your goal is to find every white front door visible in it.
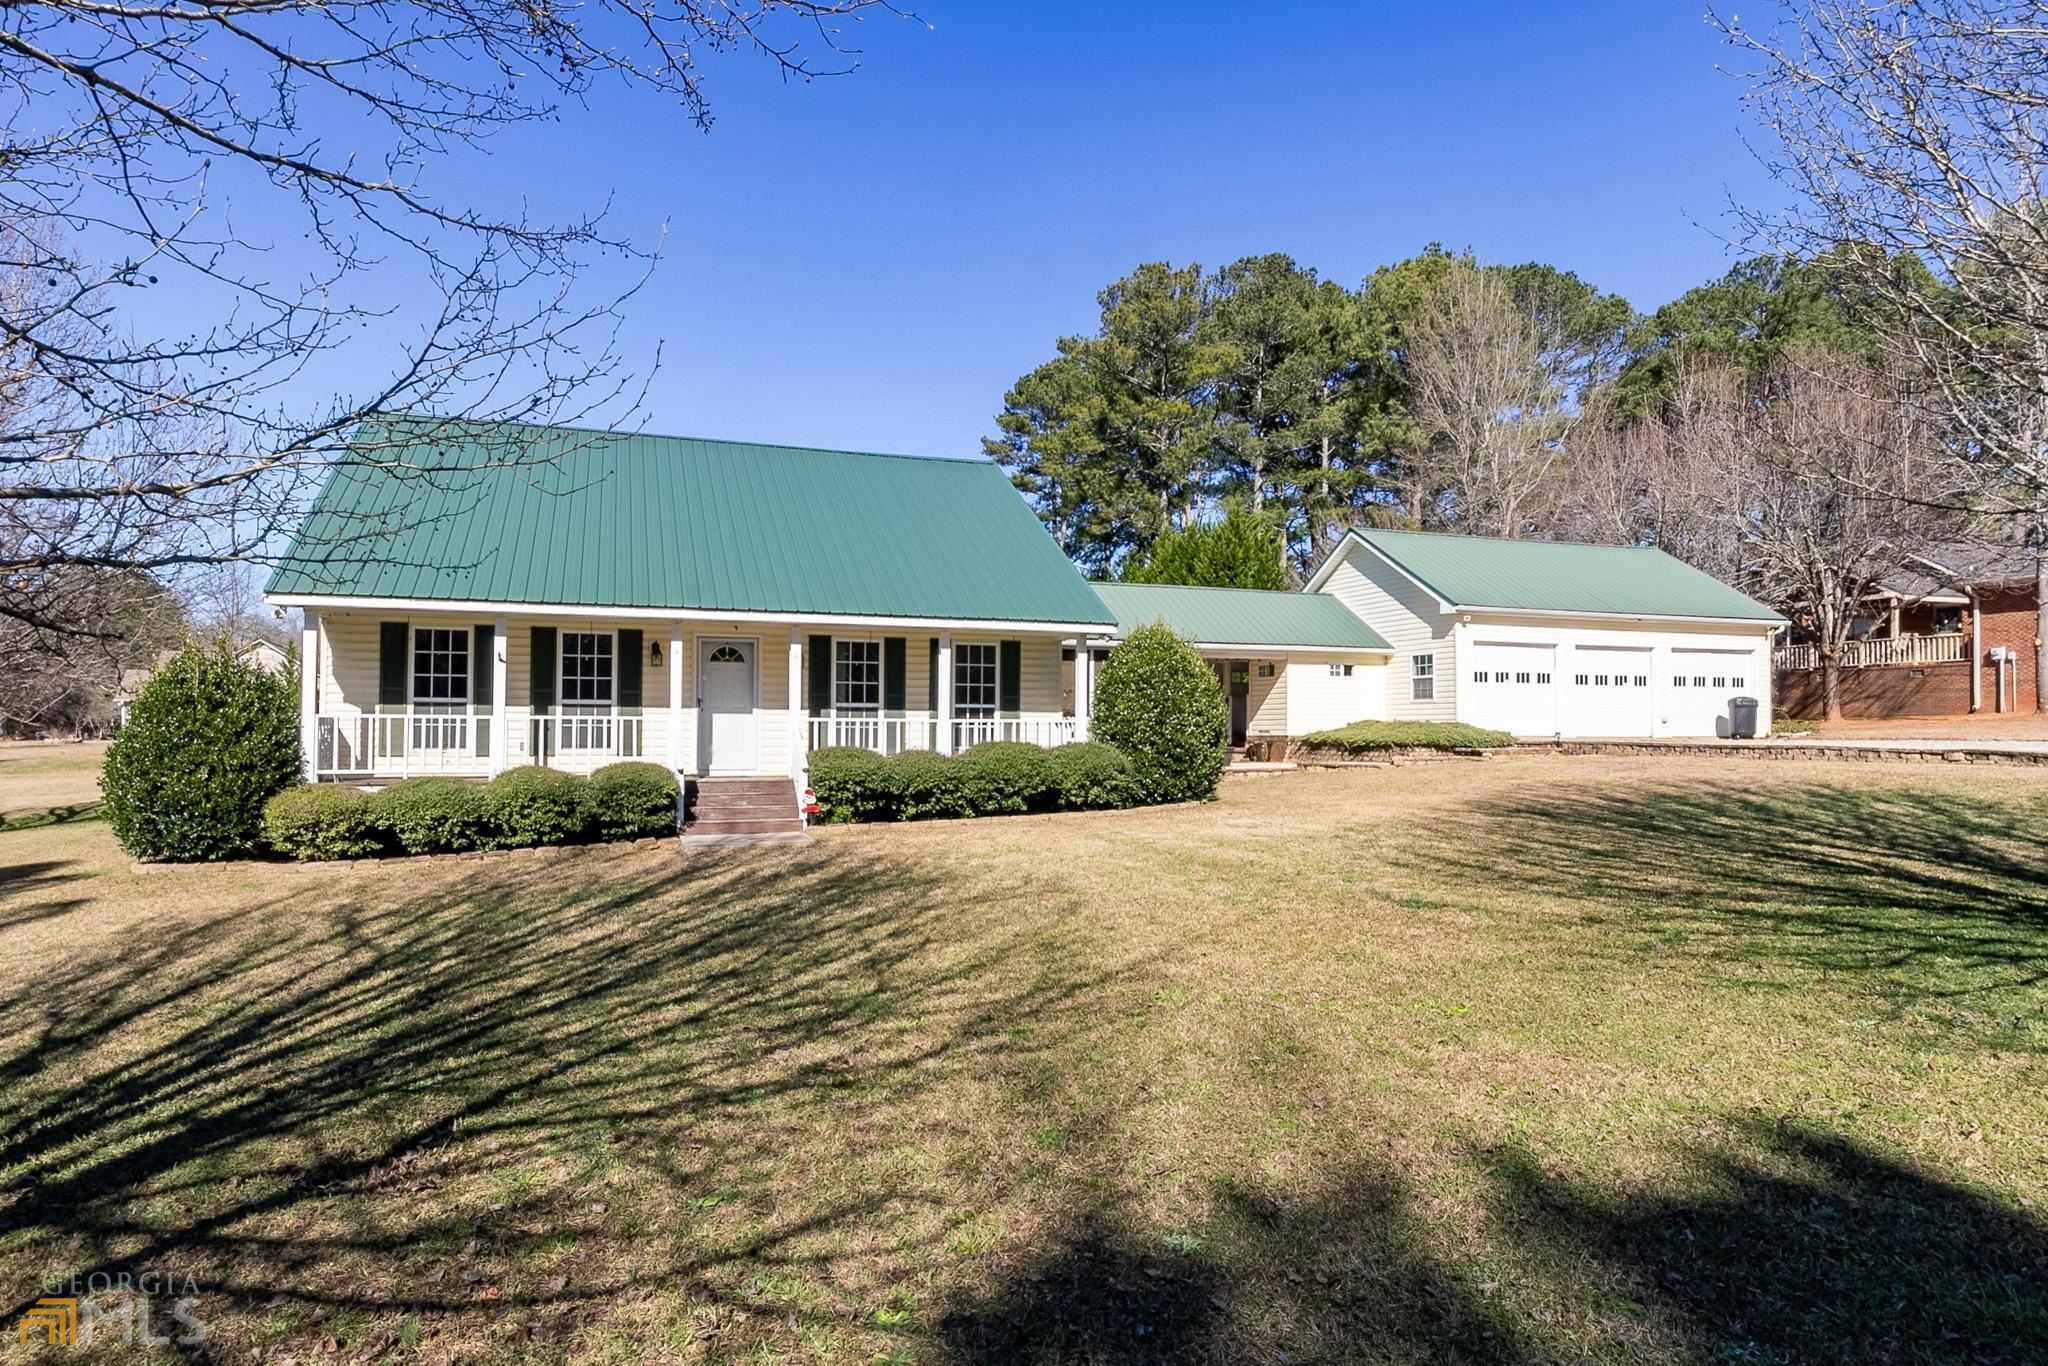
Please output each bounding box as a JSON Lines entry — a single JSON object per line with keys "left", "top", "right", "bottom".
{"left": 697, "top": 638, "right": 758, "bottom": 774}
{"left": 1463, "top": 640, "right": 1560, "bottom": 737}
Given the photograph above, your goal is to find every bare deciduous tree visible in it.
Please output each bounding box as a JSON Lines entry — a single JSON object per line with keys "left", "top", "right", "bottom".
{"left": 1717, "top": 0, "right": 2048, "bottom": 703}
{"left": 1, "top": 0, "right": 909, "bottom": 646}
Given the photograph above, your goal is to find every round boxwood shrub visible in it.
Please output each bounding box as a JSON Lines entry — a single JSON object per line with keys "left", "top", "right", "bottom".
{"left": 373, "top": 776, "right": 492, "bottom": 854}
{"left": 807, "top": 746, "right": 891, "bottom": 823}
{"left": 883, "top": 749, "right": 972, "bottom": 820}
{"left": 484, "top": 766, "right": 590, "bottom": 847}
{"left": 1046, "top": 741, "right": 1132, "bottom": 810}
{"left": 586, "top": 761, "right": 680, "bottom": 839}
{"left": 101, "top": 638, "right": 303, "bottom": 861}
{"left": 954, "top": 741, "right": 1058, "bottom": 814}
{"left": 1091, "top": 622, "right": 1228, "bottom": 804}
{"left": 264, "top": 784, "right": 385, "bottom": 860}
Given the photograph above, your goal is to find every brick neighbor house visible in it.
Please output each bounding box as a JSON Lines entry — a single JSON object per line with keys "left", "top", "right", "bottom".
{"left": 1774, "top": 541, "right": 2042, "bottom": 719}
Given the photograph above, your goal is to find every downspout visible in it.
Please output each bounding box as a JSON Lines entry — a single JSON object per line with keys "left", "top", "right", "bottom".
{"left": 1969, "top": 588, "right": 1983, "bottom": 714}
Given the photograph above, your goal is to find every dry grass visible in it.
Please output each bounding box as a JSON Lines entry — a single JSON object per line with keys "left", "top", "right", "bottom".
{"left": 1808, "top": 712, "right": 2048, "bottom": 741}
{"left": 0, "top": 741, "right": 105, "bottom": 830}
{"left": 1, "top": 753, "right": 2044, "bottom": 1362}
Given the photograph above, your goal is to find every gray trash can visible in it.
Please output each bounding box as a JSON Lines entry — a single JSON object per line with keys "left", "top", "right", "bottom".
{"left": 1729, "top": 696, "right": 1760, "bottom": 740}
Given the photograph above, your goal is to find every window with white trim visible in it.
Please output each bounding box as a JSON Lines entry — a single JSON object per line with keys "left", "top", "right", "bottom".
{"left": 411, "top": 627, "right": 469, "bottom": 702}
{"left": 1410, "top": 653, "right": 1436, "bottom": 701}
{"left": 560, "top": 631, "right": 614, "bottom": 705}
{"left": 834, "top": 640, "right": 880, "bottom": 714}
{"left": 1328, "top": 662, "right": 1354, "bottom": 678}
{"left": 954, "top": 642, "right": 997, "bottom": 718}
{"left": 1257, "top": 662, "right": 1275, "bottom": 678}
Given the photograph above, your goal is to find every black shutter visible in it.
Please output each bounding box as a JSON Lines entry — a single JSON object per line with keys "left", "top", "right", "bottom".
{"left": 379, "top": 622, "right": 408, "bottom": 706}
{"left": 883, "top": 637, "right": 906, "bottom": 715}
{"left": 472, "top": 624, "right": 494, "bottom": 756}
{"left": 999, "top": 639, "right": 1022, "bottom": 716}
{"left": 928, "top": 638, "right": 939, "bottom": 713}
{"left": 530, "top": 626, "right": 556, "bottom": 713}
{"left": 617, "top": 628, "right": 643, "bottom": 709}
{"left": 807, "top": 634, "right": 833, "bottom": 715}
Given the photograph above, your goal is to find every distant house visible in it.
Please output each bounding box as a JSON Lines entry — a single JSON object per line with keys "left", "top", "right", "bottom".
{"left": 114, "top": 638, "right": 292, "bottom": 730}
{"left": 1773, "top": 541, "right": 2040, "bottom": 719}
{"left": 262, "top": 419, "right": 1791, "bottom": 829}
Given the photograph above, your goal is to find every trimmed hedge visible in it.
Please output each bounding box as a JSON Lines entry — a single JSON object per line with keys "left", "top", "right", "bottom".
{"left": 808, "top": 740, "right": 1134, "bottom": 823}
{"left": 1295, "top": 720, "right": 1515, "bottom": 753}
{"left": 264, "top": 785, "right": 385, "bottom": 860}
{"left": 1091, "top": 623, "right": 1228, "bottom": 804}
{"left": 374, "top": 777, "right": 491, "bottom": 854}
{"left": 483, "top": 766, "right": 590, "bottom": 848}
{"left": 264, "top": 761, "right": 680, "bottom": 860}
{"left": 102, "top": 638, "right": 302, "bottom": 861}
{"left": 587, "top": 761, "right": 680, "bottom": 839}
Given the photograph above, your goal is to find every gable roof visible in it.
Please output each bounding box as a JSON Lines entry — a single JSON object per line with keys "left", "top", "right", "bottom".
{"left": 1881, "top": 539, "right": 2036, "bottom": 600}
{"left": 265, "top": 417, "right": 1115, "bottom": 627}
{"left": 1092, "top": 582, "right": 1391, "bottom": 651}
{"left": 1337, "top": 528, "right": 1784, "bottom": 623}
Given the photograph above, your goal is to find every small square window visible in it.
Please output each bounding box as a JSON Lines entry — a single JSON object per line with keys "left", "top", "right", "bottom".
{"left": 1574, "top": 673, "right": 1589, "bottom": 686}
{"left": 1536, "top": 672, "right": 1551, "bottom": 684}
{"left": 1515, "top": 671, "right": 1530, "bottom": 684}
{"left": 1257, "top": 662, "right": 1275, "bottom": 678}
{"left": 1634, "top": 675, "right": 1648, "bottom": 687}
{"left": 1732, "top": 675, "right": 1745, "bottom": 688}
{"left": 1673, "top": 675, "right": 1688, "bottom": 687}
{"left": 1325, "top": 662, "right": 1354, "bottom": 678}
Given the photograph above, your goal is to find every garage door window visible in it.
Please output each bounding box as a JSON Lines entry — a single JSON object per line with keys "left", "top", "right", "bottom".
{"left": 1411, "top": 654, "right": 1436, "bottom": 701}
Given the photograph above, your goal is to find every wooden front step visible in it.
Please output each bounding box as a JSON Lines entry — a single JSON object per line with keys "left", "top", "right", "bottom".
{"left": 683, "top": 777, "right": 802, "bottom": 835}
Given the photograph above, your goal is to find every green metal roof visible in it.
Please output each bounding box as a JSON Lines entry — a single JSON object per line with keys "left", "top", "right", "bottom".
{"left": 1092, "top": 582, "right": 1392, "bottom": 651}
{"left": 1350, "top": 528, "right": 1785, "bottom": 622}
{"left": 266, "top": 417, "right": 1115, "bottom": 626}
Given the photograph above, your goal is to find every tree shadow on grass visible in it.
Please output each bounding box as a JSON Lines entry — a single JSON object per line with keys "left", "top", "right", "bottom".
{"left": 939, "top": 1122, "right": 2047, "bottom": 1364}
{"left": 1411, "top": 781, "right": 2048, "bottom": 1019}
{"left": 0, "top": 842, "right": 1126, "bottom": 1356}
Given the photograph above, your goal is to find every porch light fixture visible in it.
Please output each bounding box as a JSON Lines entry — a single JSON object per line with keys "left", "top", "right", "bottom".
{"left": 650, "top": 640, "right": 662, "bottom": 666}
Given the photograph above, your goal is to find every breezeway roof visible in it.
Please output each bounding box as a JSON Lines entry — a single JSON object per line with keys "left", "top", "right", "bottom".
{"left": 1342, "top": 528, "right": 1785, "bottom": 623}
{"left": 1092, "top": 582, "right": 1392, "bottom": 651}
{"left": 265, "top": 417, "right": 1116, "bottom": 627}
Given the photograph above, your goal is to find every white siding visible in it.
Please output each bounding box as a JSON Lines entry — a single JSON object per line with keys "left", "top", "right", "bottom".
{"left": 1316, "top": 545, "right": 1457, "bottom": 721}
{"left": 1283, "top": 653, "right": 1386, "bottom": 734}
{"left": 1247, "top": 661, "right": 1287, "bottom": 736}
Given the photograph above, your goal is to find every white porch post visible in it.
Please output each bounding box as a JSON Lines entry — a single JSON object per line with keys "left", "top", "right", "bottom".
{"left": 936, "top": 634, "right": 953, "bottom": 754}
{"left": 1074, "top": 639, "right": 1093, "bottom": 741}
{"left": 298, "top": 613, "right": 320, "bottom": 780}
{"left": 489, "top": 615, "right": 509, "bottom": 774}
{"left": 788, "top": 627, "right": 805, "bottom": 786}
{"left": 667, "top": 620, "right": 685, "bottom": 772}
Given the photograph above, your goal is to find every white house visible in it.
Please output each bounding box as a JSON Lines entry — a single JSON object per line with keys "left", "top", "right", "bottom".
{"left": 1305, "top": 528, "right": 1785, "bottom": 740}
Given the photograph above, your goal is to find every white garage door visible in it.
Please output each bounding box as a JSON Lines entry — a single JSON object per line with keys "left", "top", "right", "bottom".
{"left": 1667, "top": 648, "right": 1762, "bottom": 738}
{"left": 1568, "top": 646, "right": 1655, "bottom": 737}
{"left": 1463, "top": 640, "right": 1559, "bottom": 736}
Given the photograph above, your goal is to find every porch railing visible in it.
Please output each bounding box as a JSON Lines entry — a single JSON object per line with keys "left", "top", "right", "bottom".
{"left": 314, "top": 711, "right": 643, "bottom": 780}
{"left": 1774, "top": 632, "right": 1969, "bottom": 672}
{"left": 804, "top": 715, "right": 1084, "bottom": 757}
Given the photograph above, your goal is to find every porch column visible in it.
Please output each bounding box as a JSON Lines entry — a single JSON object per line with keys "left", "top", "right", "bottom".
{"left": 936, "top": 634, "right": 953, "bottom": 754}
{"left": 787, "top": 627, "right": 805, "bottom": 786}
{"left": 490, "top": 614, "right": 509, "bottom": 775}
{"left": 667, "top": 620, "right": 684, "bottom": 773}
{"left": 298, "top": 612, "right": 320, "bottom": 780}
{"left": 1074, "top": 639, "right": 1093, "bottom": 740}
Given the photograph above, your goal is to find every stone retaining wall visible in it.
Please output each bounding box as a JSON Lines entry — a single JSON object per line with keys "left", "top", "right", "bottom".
{"left": 1513, "top": 741, "right": 2048, "bottom": 766}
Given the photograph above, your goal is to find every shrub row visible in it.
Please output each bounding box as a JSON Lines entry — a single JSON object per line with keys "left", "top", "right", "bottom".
{"left": 263, "top": 761, "right": 678, "bottom": 860}
{"left": 809, "top": 742, "right": 1132, "bottom": 823}
{"left": 1294, "top": 719, "right": 1516, "bottom": 753}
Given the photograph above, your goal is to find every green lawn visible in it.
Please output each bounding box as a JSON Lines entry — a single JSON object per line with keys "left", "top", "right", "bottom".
{"left": 0, "top": 750, "right": 2043, "bottom": 1362}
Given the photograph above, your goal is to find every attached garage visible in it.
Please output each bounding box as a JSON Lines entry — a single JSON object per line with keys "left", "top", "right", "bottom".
{"left": 1308, "top": 529, "right": 1786, "bottom": 740}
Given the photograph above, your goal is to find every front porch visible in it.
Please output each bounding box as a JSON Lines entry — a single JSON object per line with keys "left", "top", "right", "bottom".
{"left": 299, "top": 608, "right": 1095, "bottom": 785}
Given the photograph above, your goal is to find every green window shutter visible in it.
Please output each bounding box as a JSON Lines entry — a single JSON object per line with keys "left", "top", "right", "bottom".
{"left": 999, "top": 639, "right": 1021, "bottom": 717}
{"left": 883, "top": 637, "right": 906, "bottom": 715}
{"left": 378, "top": 622, "right": 408, "bottom": 706}
{"left": 530, "top": 626, "right": 556, "bottom": 714}
{"left": 617, "top": 628, "right": 643, "bottom": 710}
{"left": 472, "top": 624, "right": 494, "bottom": 756}
{"left": 928, "top": 638, "right": 939, "bottom": 713}
{"left": 807, "top": 634, "right": 833, "bottom": 715}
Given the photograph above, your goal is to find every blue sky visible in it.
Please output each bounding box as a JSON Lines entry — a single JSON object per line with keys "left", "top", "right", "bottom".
{"left": 318, "top": 3, "right": 1794, "bottom": 459}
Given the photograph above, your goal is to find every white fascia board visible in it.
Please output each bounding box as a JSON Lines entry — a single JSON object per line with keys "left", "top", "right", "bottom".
{"left": 1187, "top": 641, "right": 1391, "bottom": 656}
{"left": 1456, "top": 606, "right": 1785, "bottom": 629}
{"left": 262, "top": 593, "right": 1110, "bottom": 636}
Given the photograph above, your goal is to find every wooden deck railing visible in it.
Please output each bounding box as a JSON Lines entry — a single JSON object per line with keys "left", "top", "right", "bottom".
{"left": 1773, "top": 633, "right": 1969, "bottom": 672}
